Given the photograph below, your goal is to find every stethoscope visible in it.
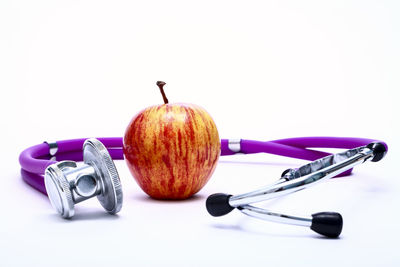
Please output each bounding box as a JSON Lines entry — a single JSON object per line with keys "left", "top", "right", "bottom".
{"left": 19, "top": 136, "right": 387, "bottom": 237}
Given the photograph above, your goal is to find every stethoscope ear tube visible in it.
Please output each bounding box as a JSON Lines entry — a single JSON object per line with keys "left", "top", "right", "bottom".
{"left": 206, "top": 196, "right": 344, "bottom": 237}
{"left": 206, "top": 142, "right": 387, "bottom": 238}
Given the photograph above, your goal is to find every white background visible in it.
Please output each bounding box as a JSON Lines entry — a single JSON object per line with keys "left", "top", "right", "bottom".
{"left": 1, "top": 0, "right": 399, "bottom": 266}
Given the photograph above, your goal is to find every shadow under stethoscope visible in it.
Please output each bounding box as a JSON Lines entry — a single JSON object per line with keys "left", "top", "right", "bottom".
{"left": 131, "top": 193, "right": 205, "bottom": 203}
{"left": 47, "top": 209, "right": 120, "bottom": 222}
{"left": 209, "top": 218, "right": 343, "bottom": 240}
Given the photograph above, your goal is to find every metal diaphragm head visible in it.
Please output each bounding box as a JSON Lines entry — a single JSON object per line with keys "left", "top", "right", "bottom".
{"left": 44, "top": 138, "right": 123, "bottom": 218}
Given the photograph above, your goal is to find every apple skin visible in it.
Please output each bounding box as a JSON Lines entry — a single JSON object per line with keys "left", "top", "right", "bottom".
{"left": 123, "top": 103, "right": 220, "bottom": 199}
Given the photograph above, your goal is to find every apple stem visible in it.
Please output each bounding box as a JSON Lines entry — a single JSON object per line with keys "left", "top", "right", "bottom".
{"left": 157, "top": 81, "right": 169, "bottom": 104}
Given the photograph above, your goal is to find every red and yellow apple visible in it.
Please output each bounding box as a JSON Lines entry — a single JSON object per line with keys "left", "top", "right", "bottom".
{"left": 123, "top": 82, "right": 220, "bottom": 199}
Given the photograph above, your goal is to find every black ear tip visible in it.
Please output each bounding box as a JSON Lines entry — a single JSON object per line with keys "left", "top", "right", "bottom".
{"left": 311, "top": 212, "right": 343, "bottom": 238}
{"left": 367, "top": 142, "right": 387, "bottom": 162}
{"left": 206, "top": 193, "right": 234, "bottom": 217}
{"left": 281, "top": 168, "right": 292, "bottom": 178}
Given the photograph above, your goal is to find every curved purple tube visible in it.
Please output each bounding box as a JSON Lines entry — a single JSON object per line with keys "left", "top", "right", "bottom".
{"left": 19, "top": 137, "right": 387, "bottom": 195}
{"left": 19, "top": 137, "right": 124, "bottom": 174}
{"left": 20, "top": 169, "right": 47, "bottom": 195}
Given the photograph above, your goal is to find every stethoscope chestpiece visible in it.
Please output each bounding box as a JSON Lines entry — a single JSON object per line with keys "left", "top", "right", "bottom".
{"left": 44, "top": 138, "right": 123, "bottom": 218}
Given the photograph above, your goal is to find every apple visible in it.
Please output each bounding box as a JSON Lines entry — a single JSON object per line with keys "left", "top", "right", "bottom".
{"left": 123, "top": 81, "right": 220, "bottom": 199}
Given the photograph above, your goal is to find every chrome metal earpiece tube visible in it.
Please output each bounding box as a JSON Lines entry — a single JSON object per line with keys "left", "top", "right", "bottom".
{"left": 229, "top": 146, "right": 374, "bottom": 207}
{"left": 206, "top": 142, "right": 387, "bottom": 237}
{"left": 238, "top": 205, "right": 312, "bottom": 227}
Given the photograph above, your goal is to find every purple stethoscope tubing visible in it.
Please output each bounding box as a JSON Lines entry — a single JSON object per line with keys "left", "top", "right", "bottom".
{"left": 19, "top": 137, "right": 387, "bottom": 195}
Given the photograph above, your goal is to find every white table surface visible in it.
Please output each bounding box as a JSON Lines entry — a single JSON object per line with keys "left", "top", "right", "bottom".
{"left": 1, "top": 1, "right": 399, "bottom": 266}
